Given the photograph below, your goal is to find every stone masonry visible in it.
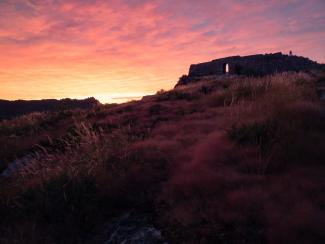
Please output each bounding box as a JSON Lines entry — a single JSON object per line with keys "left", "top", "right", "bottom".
{"left": 188, "top": 52, "right": 324, "bottom": 77}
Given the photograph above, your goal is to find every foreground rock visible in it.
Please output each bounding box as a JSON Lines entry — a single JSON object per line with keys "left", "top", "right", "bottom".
{"left": 90, "top": 213, "right": 166, "bottom": 244}
{"left": 1, "top": 154, "right": 34, "bottom": 177}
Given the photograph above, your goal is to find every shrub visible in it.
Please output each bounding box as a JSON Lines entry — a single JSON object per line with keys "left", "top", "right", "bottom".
{"left": 156, "top": 90, "right": 198, "bottom": 101}
{"left": 156, "top": 89, "right": 166, "bottom": 95}
{"left": 204, "top": 90, "right": 234, "bottom": 107}
{"left": 199, "top": 85, "right": 214, "bottom": 95}
{"left": 148, "top": 103, "right": 163, "bottom": 115}
{"left": 228, "top": 122, "right": 276, "bottom": 153}
{"left": 1, "top": 174, "right": 98, "bottom": 243}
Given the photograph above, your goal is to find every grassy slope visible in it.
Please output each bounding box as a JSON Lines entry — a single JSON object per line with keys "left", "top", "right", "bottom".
{"left": 0, "top": 71, "right": 325, "bottom": 243}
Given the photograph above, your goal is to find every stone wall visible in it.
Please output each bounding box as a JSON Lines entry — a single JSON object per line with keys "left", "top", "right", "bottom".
{"left": 188, "top": 53, "right": 324, "bottom": 77}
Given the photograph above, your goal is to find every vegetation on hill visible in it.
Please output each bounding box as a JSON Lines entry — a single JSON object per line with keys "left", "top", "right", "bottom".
{"left": 0, "top": 97, "right": 99, "bottom": 120}
{"left": 0, "top": 71, "right": 325, "bottom": 243}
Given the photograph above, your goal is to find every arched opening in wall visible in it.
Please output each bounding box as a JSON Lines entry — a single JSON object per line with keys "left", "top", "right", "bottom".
{"left": 223, "top": 63, "right": 229, "bottom": 74}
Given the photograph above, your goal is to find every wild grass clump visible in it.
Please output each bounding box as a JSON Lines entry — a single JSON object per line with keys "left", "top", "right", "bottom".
{"left": 204, "top": 72, "right": 315, "bottom": 108}
{"left": 0, "top": 110, "right": 76, "bottom": 137}
{"left": 156, "top": 90, "right": 198, "bottom": 101}
{"left": 0, "top": 172, "right": 100, "bottom": 243}
{"left": 0, "top": 116, "right": 169, "bottom": 242}
{"left": 0, "top": 110, "right": 80, "bottom": 172}
{"left": 100, "top": 140, "right": 170, "bottom": 209}
{"left": 148, "top": 103, "right": 163, "bottom": 115}
{"left": 225, "top": 72, "right": 324, "bottom": 171}
{"left": 201, "top": 79, "right": 268, "bottom": 107}
{"left": 156, "top": 72, "right": 325, "bottom": 243}
{"left": 21, "top": 174, "right": 97, "bottom": 241}
{"left": 13, "top": 122, "right": 129, "bottom": 183}
{"left": 0, "top": 112, "right": 48, "bottom": 136}
{"left": 228, "top": 122, "right": 276, "bottom": 152}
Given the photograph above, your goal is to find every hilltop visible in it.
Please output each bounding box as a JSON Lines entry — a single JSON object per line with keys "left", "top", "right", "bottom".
{"left": 0, "top": 71, "right": 325, "bottom": 243}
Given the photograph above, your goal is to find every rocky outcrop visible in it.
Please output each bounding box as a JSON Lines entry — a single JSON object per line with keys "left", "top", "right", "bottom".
{"left": 1, "top": 154, "right": 34, "bottom": 177}
{"left": 90, "top": 213, "right": 165, "bottom": 244}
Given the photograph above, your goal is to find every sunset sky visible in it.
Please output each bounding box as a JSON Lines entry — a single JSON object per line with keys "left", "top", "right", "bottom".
{"left": 0, "top": 0, "right": 324, "bottom": 103}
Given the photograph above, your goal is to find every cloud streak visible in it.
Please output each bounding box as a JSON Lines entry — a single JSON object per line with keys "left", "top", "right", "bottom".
{"left": 0, "top": 0, "right": 324, "bottom": 103}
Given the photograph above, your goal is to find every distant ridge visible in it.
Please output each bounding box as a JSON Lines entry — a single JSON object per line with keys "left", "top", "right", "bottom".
{"left": 0, "top": 97, "right": 100, "bottom": 120}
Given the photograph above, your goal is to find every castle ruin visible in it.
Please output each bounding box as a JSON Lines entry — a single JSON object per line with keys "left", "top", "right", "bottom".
{"left": 177, "top": 52, "right": 325, "bottom": 86}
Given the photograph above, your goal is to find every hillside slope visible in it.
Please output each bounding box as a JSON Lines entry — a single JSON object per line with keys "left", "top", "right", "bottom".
{"left": 0, "top": 71, "right": 325, "bottom": 243}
